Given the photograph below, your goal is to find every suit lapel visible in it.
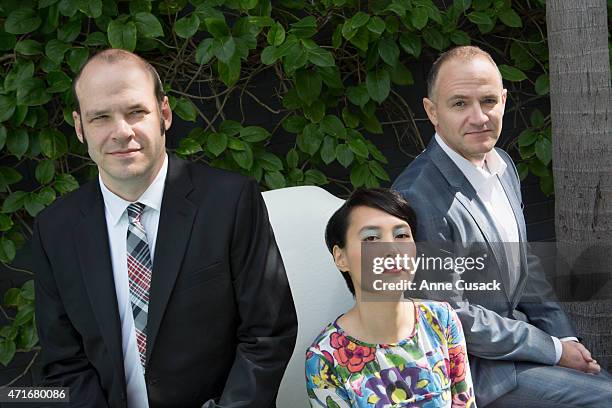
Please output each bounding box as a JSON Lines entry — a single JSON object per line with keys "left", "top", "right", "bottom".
{"left": 498, "top": 162, "right": 529, "bottom": 305}
{"left": 74, "top": 182, "right": 126, "bottom": 391}
{"left": 428, "top": 140, "right": 513, "bottom": 302}
{"left": 146, "top": 156, "right": 198, "bottom": 364}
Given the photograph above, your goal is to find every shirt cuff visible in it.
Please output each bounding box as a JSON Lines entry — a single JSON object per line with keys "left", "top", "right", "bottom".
{"left": 552, "top": 336, "right": 580, "bottom": 363}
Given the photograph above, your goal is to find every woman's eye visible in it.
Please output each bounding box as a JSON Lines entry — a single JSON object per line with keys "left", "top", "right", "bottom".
{"left": 396, "top": 233, "right": 411, "bottom": 239}
{"left": 363, "top": 236, "right": 378, "bottom": 242}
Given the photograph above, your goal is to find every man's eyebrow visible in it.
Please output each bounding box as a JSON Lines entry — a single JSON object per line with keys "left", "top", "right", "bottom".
{"left": 126, "top": 103, "right": 147, "bottom": 110}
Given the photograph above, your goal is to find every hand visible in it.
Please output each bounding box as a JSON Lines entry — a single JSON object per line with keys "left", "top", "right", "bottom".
{"left": 558, "top": 341, "right": 601, "bottom": 374}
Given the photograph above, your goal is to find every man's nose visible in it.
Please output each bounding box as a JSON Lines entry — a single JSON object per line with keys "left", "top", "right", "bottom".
{"left": 468, "top": 104, "right": 488, "bottom": 126}
{"left": 113, "top": 119, "right": 135, "bottom": 141}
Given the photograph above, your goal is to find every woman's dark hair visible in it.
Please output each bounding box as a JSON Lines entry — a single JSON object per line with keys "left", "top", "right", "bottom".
{"left": 325, "top": 188, "right": 418, "bottom": 296}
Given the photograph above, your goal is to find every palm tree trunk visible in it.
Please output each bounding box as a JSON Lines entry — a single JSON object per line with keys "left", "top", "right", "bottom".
{"left": 547, "top": 0, "right": 612, "bottom": 370}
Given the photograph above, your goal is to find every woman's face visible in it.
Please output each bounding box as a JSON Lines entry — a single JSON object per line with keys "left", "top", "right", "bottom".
{"left": 333, "top": 205, "right": 416, "bottom": 296}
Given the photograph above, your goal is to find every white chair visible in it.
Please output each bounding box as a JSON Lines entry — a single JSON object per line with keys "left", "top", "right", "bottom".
{"left": 262, "top": 186, "right": 354, "bottom": 408}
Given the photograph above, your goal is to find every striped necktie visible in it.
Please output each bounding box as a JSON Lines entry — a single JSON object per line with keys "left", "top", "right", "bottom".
{"left": 126, "top": 202, "right": 152, "bottom": 369}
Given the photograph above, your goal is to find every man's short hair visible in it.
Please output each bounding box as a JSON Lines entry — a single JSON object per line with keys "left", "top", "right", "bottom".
{"left": 427, "top": 46, "right": 501, "bottom": 99}
{"left": 72, "top": 49, "right": 165, "bottom": 113}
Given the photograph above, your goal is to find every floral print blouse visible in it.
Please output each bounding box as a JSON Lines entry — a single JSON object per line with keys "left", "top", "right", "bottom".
{"left": 305, "top": 301, "right": 475, "bottom": 408}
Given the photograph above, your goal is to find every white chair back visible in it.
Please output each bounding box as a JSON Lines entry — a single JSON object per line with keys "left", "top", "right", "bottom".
{"left": 262, "top": 186, "right": 354, "bottom": 408}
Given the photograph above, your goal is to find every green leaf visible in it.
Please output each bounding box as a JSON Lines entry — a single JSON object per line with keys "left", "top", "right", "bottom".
{"left": 305, "top": 43, "right": 335, "bottom": 67}
{"left": 130, "top": 0, "right": 152, "bottom": 14}
{"left": 389, "top": 63, "right": 414, "bottom": 86}
{"left": 0, "top": 127, "right": 5, "bottom": 151}
{"left": 174, "top": 98, "right": 198, "bottom": 122}
{"left": 5, "top": 8, "right": 42, "bottom": 34}
{"left": 347, "top": 84, "right": 370, "bottom": 107}
{"left": 535, "top": 138, "right": 552, "bottom": 165}
{"left": 530, "top": 109, "right": 545, "bottom": 128}
{"left": 54, "top": 173, "right": 79, "bottom": 194}
{"left": 348, "top": 137, "right": 369, "bottom": 158}
{"left": 297, "top": 124, "right": 323, "bottom": 155}
{"left": 83, "top": 32, "right": 108, "bottom": 46}
{"left": 24, "top": 193, "right": 45, "bottom": 216}
{"left": 286, "top": 149, "right": 299, "bottom": 168}
{"left": 499, "top": 65, "right": 527, "bottom": 82}
{"left": 80, "top": 0, "right": 102, "bottom": 18}
{"left": 290, "top": 16, "right": 317, "bottom": 38}
{"left": 336, "top": 144, "right": 354, "bottom": 167}
{"left": 45, "top": 39, "right": 70, "bottom": 64}
{"left": 411, "top": 7, "right": 429, "bottom": 30}
{"left": 0, "top": 214, "right": 13, "bottom": 233}
{"left": 220, "top": 121, "right": 242, "bottom": 136}
{"left": 317, "top": 66, "right": 343, "bottom": 89}
{"left": 3, "top": 288, "right": 21, "bottom": 307}
{"left": 217, "top": 55, "right": 241, "bottom": 86}
{"left": 37, "top": 187, "right": 56, "bottom": 206}
{"left": 467, "top": 11, "right": 493, "bottom": 26}
{"left": 304, "top": 102, "right": 326, "bottom": 123}
{"left": 207, "top": 132, "right": 228, "bottom": 156}
{"left": 378, "top": 37, "right": 400, "bottom": 66}
{"left": 259, "top": 152, "right": 283, "bottom": 171}
{"left": 176, "top": 138, "right": 202, "bottom": 155}
{"left": 16, "top": 78, "right": 51, "bottom": 107}
{"left": 57, "top": 18, "right": 81, "bottom": 42}
{"left": 304, "top": 169, "right": 328, "bottom": 185}
{"left": 399, "top": 32, "right": 421, "bottom": 58}
{"left": 196, "top": 39, "right": 215, "bottom": 65}
{"left": 350, "top": 163, "right": 370, "bottom": 187}
{"left": 283, "top": 116, "right": 307, "bottom": 134}
{"left": 450, "top": 30, "right": 471, "bottom": 45}
{"left": 213, "top": 36, "right": 236, "bottom": 64}
{"left": 366, "top": 70, "right": 390, "bottom": 103}
{"left": 367, "top": 16, "right": 386, "bottom": 35}
{"left": 267, "top": 22, "right": 286, "bottom": 46}
{"left": 260, "top": 45, "right": 277, "bottom": 65}
{"left": 240, "top": 126, "right": 270, "bottom": 143}
{"left": 0, "top": 339, "right": 16, "bottom": 366}
{"left": 7, "top": 129, "right": 29, "bottom": 159}
{"left": 108, "top": 20, "right": 137, "bottom": 51}
{"left": 342, "top": 107, "right": 360, "bottom": 129}
{"left": 135, "top": 12, "right": 164, "bottom": 38}
{"left": 39, "top": 129, "right": 68, "bottom": 159}
{"left": 529, "top": 160, "right": 549, "bottom": 178}
{"left": 350, "top": 12, "right": 370, "bottom": 29}
{"left": 320, "top": 115, "right": 347, "bottom": 139}
{"left": 510, "top": 41, "right": 535, "bottom": 71}
{"left": 295, "top": 69, "right": 322, "bottom": 105}
{"left": 422, "top": 28, "right": 447, "bottom": 51}
{"left": 232, "top": 144, "right": 254, "bottom": 169}
{"left": 517, "top": 162, "right": 528, "bottom": 180}
{"left": 2, "top": 191, "right": 27, "bottom": 213}
{"left": 320, "top": 136, "right": 336, "bottom": 164}
{"left": 534, "top": 74, "right": 549, "bottom": 95}
{"left": 175, "top": 14, "right": 200, "bottom": 39}
{"left": 47, "top": 71, "right": 72, "bottom": 93}
{"left": 518, "top": 130, "right": 538, "bottom": 147}
{"left": 67, "top": 48, "right": 89, "bottom": 74}
{"left": 264, "top": 171, "right": 286, "bottom": 189}
{"left": 348, "top": 26, "right": 369, "bottom": 52}
{"left": 15, "top": 40, "right": 43, "bottom": 55}
{"left": 0, "top": 96, "right": 16, "bottom": 122}
{"left": 35, "top": 160, "right": 55, "bottom": 185}
{"left": 369, "top": 161, "right": 390, "bottom": 181}
{"left": 14, "top": 303, "right": 35, "bottom": 326}
{"left": 205, "top": 17, "right": 230, "bottom": 38}
{"left": 0, "top": 167, "right": 22, "bottom": 192}
{"left": 17, "top": 322, "right": 38, "bottom": 350}
{"left": 539, "top": 173, "right": 554, "bottom": 196}
{"left": 499, "top": 8, "right": 522, "bottom": 28}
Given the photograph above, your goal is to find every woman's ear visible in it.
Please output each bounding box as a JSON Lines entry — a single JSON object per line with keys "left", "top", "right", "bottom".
{"left": 332, "top": 245, "right": 349, "bottom": 272}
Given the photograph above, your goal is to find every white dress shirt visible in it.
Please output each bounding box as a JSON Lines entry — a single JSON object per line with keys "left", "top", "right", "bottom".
{"left": 99, "top": 154, "right": 168, "bottom": 408}
{"left": 434, "top": 135, "right": 572, "bottom": 363}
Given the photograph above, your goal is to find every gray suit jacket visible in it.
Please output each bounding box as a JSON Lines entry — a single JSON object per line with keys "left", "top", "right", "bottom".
{"left": 392, "top": 137, "right": 576, "bottom": 406}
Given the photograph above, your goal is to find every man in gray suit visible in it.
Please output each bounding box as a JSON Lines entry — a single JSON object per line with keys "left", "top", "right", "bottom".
{"left": 393, "top": 46, "right": 612, "bottom": 407}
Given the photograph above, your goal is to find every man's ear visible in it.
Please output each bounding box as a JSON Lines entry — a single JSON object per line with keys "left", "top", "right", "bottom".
{"left": 73, "top": 111, "right": 84, "bottom": 144}
{"left": 423, "top": 97, "right": 438, "bottom": 127}
{"left": 160, "top": 96, "right": 172, "bottom": 131}
{"left": 332, "top": 245, "right": 349, "bottom": 273}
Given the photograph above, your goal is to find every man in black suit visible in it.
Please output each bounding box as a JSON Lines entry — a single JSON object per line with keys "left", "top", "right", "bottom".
{"left": 33, "top": 49, "right": 297, "bottom": 408}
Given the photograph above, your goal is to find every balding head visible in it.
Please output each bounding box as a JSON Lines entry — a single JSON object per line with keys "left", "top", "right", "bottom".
{"left": 427, "top": 46, "right": 502, "bottom": 101}
{"left": 73, "top": 49, "right": 165, "bottom": 113}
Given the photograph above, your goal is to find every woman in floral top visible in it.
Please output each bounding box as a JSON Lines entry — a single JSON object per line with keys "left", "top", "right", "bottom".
{"left": 306, "top": 188, "right": 475, "bottom": 407}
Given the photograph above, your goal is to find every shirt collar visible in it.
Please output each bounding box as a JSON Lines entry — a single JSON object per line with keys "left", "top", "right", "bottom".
{"left": 99, "top": 153, "right": 168, "bottom": 226}
{"left": 434, "top": 133, "right": 507, "bottom": 193}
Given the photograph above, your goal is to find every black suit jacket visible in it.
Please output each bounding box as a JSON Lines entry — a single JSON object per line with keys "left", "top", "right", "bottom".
{"left": 33, "top": 155, "right": 298, "bottom": 408}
